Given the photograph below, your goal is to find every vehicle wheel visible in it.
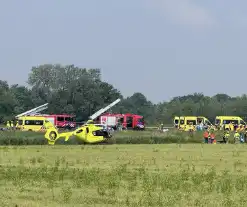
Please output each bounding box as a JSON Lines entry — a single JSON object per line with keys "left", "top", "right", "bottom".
{"left": 49, "top": 131, "right": 57, "bottom": 141}
{"left": 28, "top": 129, "right": 32, "bottom": 132}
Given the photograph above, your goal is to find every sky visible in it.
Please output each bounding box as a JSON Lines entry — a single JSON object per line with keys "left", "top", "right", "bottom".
{"left": 1, "top": 0, "right": 247, "bottom": 103}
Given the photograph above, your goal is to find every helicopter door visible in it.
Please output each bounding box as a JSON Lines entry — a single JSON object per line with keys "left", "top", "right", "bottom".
{"left": 85, "top": 127, "right": 89, "bottom": 140}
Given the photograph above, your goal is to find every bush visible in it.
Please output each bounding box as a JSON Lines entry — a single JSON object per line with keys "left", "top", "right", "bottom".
{"left": 108, "top": 130, "right": 203, "bottom": 144}
{"left": 0, "top": 131, "right": 80, "bottom": 145}
{"left": 0, "top": 129, "right": 232, "bottom": 145}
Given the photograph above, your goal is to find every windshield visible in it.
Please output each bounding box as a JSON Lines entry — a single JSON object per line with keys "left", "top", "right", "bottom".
{"left": 57, "top": 116, "right": 64, "bottom": 122}
{"left": 215, "top": 119, "right": 220, "bottom": 125}
{"left": 138, "top": 118, "right": 144, "bottom": 123}
{"left": 186, "top": 120, "right": 196, "bottom": 125}
{"left": 174, "top": 120, "right": 179, "bottom": 124}
{"left": 65, "top": 117, "right": 74, "bottom": 122}
{"left": 240, "top": 120, "right": 246, "bottom": 125}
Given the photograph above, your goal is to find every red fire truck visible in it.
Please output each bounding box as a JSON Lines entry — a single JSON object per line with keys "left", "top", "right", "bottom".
{"left": 43, "top": 114, "right": 76, "bottom": 128}
{"left": 96, "top": 113, "right": 145, "bottom": 130}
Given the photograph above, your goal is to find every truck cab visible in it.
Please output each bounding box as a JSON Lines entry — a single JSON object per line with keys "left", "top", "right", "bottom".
{"left": 123, "top": 114, "right": 145, "bottom": 130}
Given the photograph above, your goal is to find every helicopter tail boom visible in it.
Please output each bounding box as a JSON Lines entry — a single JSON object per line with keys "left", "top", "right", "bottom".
{"left": 44, "top": 127, "right": 74, "bottom": 144}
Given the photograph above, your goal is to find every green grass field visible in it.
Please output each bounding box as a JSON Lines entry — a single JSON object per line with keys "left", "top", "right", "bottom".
{"left": 0, "top": 144, "right": 247, "bottom": 206}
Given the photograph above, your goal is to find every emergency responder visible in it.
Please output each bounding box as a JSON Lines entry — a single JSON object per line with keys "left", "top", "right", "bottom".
{"left": 229, "top": 122, "right": 233, "bottom": 131}
{"left": 234, "top": 122, "right": 238, "bottom": 131}
{"left": 11, "top": 120, "right": 15, "bottom": 130}
{"left": 159, "top": 123, "right": 164, "bottom": 132}
{"left": 118, "top": 122, "right": 123, "bottom": 131}
{"left": 203, "top": 129, "right": 209, "bottom": 144}
{"left": 189, "top": 122, "right": 194, "bottom": 132}
{"left": 223, "top": 130, "right": 230, "bottom": 144}
{"left": 234, "top": 131, "right": 240, "bottom": 144}
{"left": 244, "top": 129, "right": 247, "bottom": 143}
{"left": 6, "top": 121, "right": 10, "bottom": 129}
{"left": 197, "top": 122, "right": 203, "bottom": 131}
{"left": 8, "top": 120, "right": 12, "bottom": 129}
{"left": 239, "top": 125, "right": 244, "bottom": 143}
{"left": 209, "top": 130, "right": 215, "bottom": 144}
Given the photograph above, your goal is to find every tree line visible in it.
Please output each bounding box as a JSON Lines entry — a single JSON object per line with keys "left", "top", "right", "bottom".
{"left": 1, "top": 64, "right": 247, "bottom": 125}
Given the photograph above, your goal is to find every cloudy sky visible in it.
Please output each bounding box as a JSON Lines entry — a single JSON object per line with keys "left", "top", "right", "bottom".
{"left": 0, "top": 0, "right": 247, "bottom": 103}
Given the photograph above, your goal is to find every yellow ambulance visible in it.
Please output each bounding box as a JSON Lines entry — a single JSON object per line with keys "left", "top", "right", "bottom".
{"left": 173, "top": 116, "right": 213, "bottom": 131}
{"left": 215, "top": 116, "right": 246, "bottom": 131}
{"left": 16, "top": 116, "right": 54, "bottom": 132}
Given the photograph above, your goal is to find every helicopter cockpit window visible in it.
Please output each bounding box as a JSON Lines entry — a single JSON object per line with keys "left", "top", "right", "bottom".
{"left": 86, "top": 127, "right": 89, "bottom": 133}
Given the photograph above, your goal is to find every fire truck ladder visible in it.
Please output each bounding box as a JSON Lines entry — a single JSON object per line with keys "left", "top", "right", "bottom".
{"left": 89, "top": 98, "right": 121, "bottom": 121}
{"left": 15, "top": 103, "right": 49, "bottom": 118}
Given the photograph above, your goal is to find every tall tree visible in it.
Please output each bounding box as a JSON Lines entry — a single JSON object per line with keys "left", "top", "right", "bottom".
{"left": 28, "top": 64, "right": 121, "bottom": 121}
{"left": 3, "top": 63, "right": 247, "bottom": 125}
{"left": 0, "top": 81, "right": 17, "bottom": 122}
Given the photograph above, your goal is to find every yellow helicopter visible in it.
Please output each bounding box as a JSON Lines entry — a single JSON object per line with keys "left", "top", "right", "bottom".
{"left": 44, "top": 119, "right": 112, "bottom": 145}
{"left": 44, "top": 98, "right": 121, "bottom": 145}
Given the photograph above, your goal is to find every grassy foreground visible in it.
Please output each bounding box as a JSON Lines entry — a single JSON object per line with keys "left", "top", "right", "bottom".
{"left": 0, "top": 144, "right": 247, "bottom": 206}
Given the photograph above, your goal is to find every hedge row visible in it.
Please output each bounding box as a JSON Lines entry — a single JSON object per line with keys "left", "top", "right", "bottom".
{"left": 0, "top": 129, "right": 231, "bottom": 145}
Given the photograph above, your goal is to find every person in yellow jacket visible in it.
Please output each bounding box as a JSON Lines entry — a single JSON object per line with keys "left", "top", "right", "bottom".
{"left": 223, "top": 130, "right": 230, "bottom": 144}
{"left": 6, "top": 121, "right": 10, "bottom": 129}
{"left": 234, "top": 131, "right": 240, "bottom": 144}
{"left": 229, "top": 122, "right": 233, "bottom": 131}
{"left": 10, "top": 120, "right": 14, "bottom": 130}
{"left": 185, "top": 122, "right": 194, "bottom": 132}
